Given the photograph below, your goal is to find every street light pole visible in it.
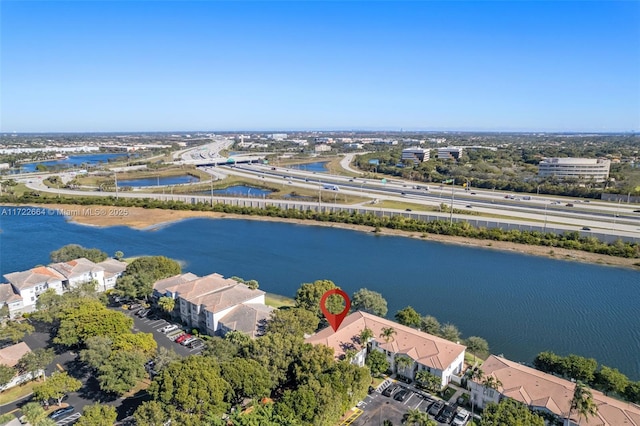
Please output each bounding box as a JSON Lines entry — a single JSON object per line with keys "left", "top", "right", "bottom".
{"left": 543, "top": 203, "right": 548, "bottom": 233}
{"left": 450, "top": 179, "right": 455, "bottom": 225}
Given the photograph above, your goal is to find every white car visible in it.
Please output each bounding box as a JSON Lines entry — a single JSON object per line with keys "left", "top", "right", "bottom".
{"left": 159, "top": 324, "right": 178, "bottom": 333}
{"left": 452, "top": 409, "right": 470, "bottom": 426}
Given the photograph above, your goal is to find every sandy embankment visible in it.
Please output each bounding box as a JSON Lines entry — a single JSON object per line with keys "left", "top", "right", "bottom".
{"left": 35, "top": 204, "right": 640, "bottom": 269}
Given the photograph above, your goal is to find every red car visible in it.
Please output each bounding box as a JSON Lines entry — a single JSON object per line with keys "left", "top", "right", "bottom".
{"left": 175, "top": 334, "right": 192, "bottom": 344}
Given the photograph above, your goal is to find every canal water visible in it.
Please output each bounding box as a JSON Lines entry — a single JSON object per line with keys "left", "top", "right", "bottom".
{"left": 117, "top": 175, "right": 199, "bottom": 187}
{"left": 0, "top": 208, "right": 638, "bottom": 380}
{"left": 18, "top": 153, "right": 129, "bottom": 172}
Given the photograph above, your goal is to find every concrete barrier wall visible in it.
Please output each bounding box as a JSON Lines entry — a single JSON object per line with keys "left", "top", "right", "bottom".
{"left": 152, "top": 195, "right": 639, "bottom": 244}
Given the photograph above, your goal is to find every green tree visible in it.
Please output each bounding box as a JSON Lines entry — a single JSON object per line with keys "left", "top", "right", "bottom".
{"left": 221, "top": 358, "right": 272, "bottom": 404}
{"left": 405, "top": 408, "right": 436, "bottom": 426}
{"left": 365, "top": 350, "right": 390, "bottom": 376}
{"left": 380, "top": 327, "right": 396, "bottom": 343}
{"left": 0, "top": 320, "right": 35, "bottom": 343}
{"left": 440, "top": 323, "right": 461, "bottom": 342}
{"left": 79, "top": 336, "right": 113, "bottom": 371}
{"left": 351, "top": 288, "right": 388, "bottom": 317}
{"left": 359, "top": 327, "right": 374, "bottom": 354}
{"left": 0, "top": 364, "right": 15, "bottom": 389}
{"left": 112, "top": 333, "right": 157, "bottom": 357}
{"left": 294, "top": 279, "right": 343, "bottom": 320}
{"left": 533, "top": 351, "right": 563, "bottom": 375}
{"left": 20, "top": 402, "right": 49, "bottom": 426}
{"left": 148, "top": 356, "right": 231, "bottom": 418}
{"left": 420, "top": 315, "right": 441, "bottom": 336}
{"left": 246, "top": 279, "right": 259, "bottom": 290}
{"left": 394, "top": 306, "right": 422, "bottom": 328}
{"left": 265, "top": 308, "right": 319, "bottom": 337}
{"left": 564, "top": 354, "right": 598, "bottom": 383}
{"left": 482, "top": 375, "right": 503, "bottom": 391}
{"left": 415, "top": 370, "right": 441, "bottom": 392}
{"left": 479, "top": 398, "right": 545, "bottom": 426}
{"left": 153, "top": 346, "right": 181, "bottom": 372}
{"left": 97, "top": 350, "right": 147, "bottom": 395}
{"left": 32, "top": 372, "right": 82, "bottom": 406}
{"left": 570, "top": 381, "right": 598, "bottom": 425}
{"left": 0, "top": 304, "right": 9, "bottom": 320}
{"left": 395, "top": 355, "right": 414, "bottom": 377}
{"left": 624, "top": 381, "right": 640, "bottom": 404}
{"left": 76, "top": 403, "right": 117, "bottom": 426}
{"left": 33, "top": 289, "right": 63, "bottom": 322}
{"left": 54, "top": 300, "right": 133, "bottom": 347}
{"left": 117, "top": 256, "right": 181, "bottom": 299}
{"left": 595, "top": 366, "right": 629, "bottom": 396}
{"left": 114, "top": 251, "right": 124, "bottom": 260}
{"left": 17, "top": 348, "right": 55, "bottom": 382}
{"left": 465, "top": 336, "right": 489, "bottom": 362}
{"left": 133, "top": 401, "right": 167, "bottom": 426}
{"left": 50, "top": 244, "right": 108, "bottom": 263}
{"left": 157, "top": 296, "right": 175, "bottom": 314}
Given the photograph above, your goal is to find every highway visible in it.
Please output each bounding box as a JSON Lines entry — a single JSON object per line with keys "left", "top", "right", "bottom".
{"left": 9, "top": 140, "right": 640, "bottom": 242}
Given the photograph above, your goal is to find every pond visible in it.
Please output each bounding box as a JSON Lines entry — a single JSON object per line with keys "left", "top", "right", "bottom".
{"left": 289, "top": 162, "right": 329, "bottom": 173}
{"left": 191, "top": 185, "right": 273, "bottom": 197}
{"left": 18, "top": 153, "right": 130, "bottom": 172}
{"left": 118, "top": 175, "right": 199, "bottom": 187}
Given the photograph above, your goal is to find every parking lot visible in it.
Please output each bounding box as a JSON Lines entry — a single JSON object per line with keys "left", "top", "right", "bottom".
{"left": 117, "top": 307, "right": 204, "bottom": 357}
{"left": 351, "top": 383, "right": 457, "bottom": 426}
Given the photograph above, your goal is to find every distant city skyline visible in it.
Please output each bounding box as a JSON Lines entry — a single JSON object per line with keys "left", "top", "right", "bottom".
{"left": 1, "top": 1, "right": 639, "bottom": 133}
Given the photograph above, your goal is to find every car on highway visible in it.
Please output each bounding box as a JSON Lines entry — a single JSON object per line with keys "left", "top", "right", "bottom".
{"left": 428, "top": 399, "right": 445, "bottom": 416}
{"left": 159, "top": 324, "right": 178, "bottom": 333}
{"left": 582, "top": 226, "right": 591, "bottom": 231}
{"left": 435, "top": 404, "right": 456, "bottom": 424}
{"left": 452, "top": 408, "right": 470, "bottom": 426}
{"left": 49, "top": 406, "right": 75, "bottom": 419}
{"left": 382, "top": 384, "right": 398, "bottom": 397}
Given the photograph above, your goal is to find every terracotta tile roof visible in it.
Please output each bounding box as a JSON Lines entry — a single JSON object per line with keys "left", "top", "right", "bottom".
{"left": 0, "top": 342, "right": 31, "bottom": 367}
{"left": 152, "top": 273, "right": 199, "bottom": 294}
{"left": 305, "top": 311, "right": 466, "bottom": 371}
{"left": 49, "top": 258, "right": 103, "bottom": 279}
{"left": 4, "top": 267, "right": 65, "bottom": 290}
{"left": 0, "top": 283, "right": 22, "bottom": 303}
{"left": 480, "top": 355, "right": 640, "bottom": 425}
{"left": 164, "top": 273, "right": 237, "bottom": 300}
{"left": 193, "top": 285, "right": 265, "bottom": 313}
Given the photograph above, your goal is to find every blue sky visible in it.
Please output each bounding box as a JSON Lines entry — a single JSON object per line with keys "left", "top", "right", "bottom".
{"left": 1, "top": 1, "right": 639, "bottom": 132}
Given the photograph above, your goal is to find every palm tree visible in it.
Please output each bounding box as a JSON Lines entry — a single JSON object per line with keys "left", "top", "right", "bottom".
{"left": 395, "top": 355, "right": 413, "bottom": 378}
{"left": 157, "top": 296, "right": 175, "bottom": 314}
{"left": 380, "top": 327, "right": 396, "bottom": 343}
{"left": 359, "top": 327, "right": 374, "bottom": 348}
{"left": 569, "top": 381, "right": 598, "bottom": 425}
{"left": 482, "top": 375, "right": 502, "bottom": 392}
{"left": 405, "top": 408, "right": 436, "bottom": 426}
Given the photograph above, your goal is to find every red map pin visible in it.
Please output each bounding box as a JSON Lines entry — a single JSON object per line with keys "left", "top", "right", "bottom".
{"left": 320, "top": 288, "right": 351, "bottom": 332}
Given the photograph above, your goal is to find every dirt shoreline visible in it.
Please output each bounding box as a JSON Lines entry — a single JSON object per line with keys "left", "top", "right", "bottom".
{"left": 26, "top": 203, "right": 640, "bottom": 269}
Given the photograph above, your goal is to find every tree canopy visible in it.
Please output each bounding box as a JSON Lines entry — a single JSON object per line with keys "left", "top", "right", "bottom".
{"left": 351, "top": 288, "right": 388, "bottom": 317}
{"left": 116, "top": 256, "right": 181, "bottom": 299}
{"left": 50, "top": 244, "right": 108, "bottom": 263}
{"left": 480, "top": 398, "right": 545, "bottom": 426}
{"left": 394, "top": 306, "right": 421, "bottom": 328}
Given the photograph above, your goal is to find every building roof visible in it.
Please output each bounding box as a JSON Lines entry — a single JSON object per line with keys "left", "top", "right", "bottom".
{"left": 152, "top": 273, "right": 200, "bottom": 295}
{"left": 0, "top": 283, "right": 22, "bottom": 304}
{"left": 4, "top": 267, "right": 65, "bottom": 290}
{"left": 305, "top": 311, "right": 466, "bottom": 371}
{"left": 49, "top": 258, "right": 104, "bottom": 279}
{"left": 193, "top": 284, "right": 265, "bottom": 313}
{"left": 480, "top": 355, "right": 640, "bottom": 425}
{"left": 219, "top": 303, "right": 273, "bottom": 338}
{"left": 96, "top": 258, "right": 127, "bottom": 278}
{"left": 0, "top": 342, "right": 31, "bottom": 367}
{"left": 163, "top": 273, "right": 237, "bottom": 300}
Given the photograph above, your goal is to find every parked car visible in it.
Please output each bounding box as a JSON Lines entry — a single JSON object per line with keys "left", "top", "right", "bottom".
{"left": 393, "top": 389, "right": 410, "bottom": 402}
{"left": 49, "top": 406, "right": 75, "bottom": 419}
{"left": 167, "top": 330, "right": 184, "bottom": 340}
{"left": 181, "top": 337, "right": 198, "bottom": 346}
{"left": 367, "top": 386, "right": 375, "bottom": 394}
{"left": 128, "top": 303, "right": 142, "bottom": 311}
{"left": 176, "top": 334, "right": 192, "bottom": 344}
{"left": 452, "top": 408, "right": 470, "bottom": 426}
{"left": 428, "top": 399, "right": 445, "bottom": 416}
{"left": 159, "top": 324, "right": 178, "bottom": 333}
{"left": 382, "top": 384, "right": 398, "bottom": 397}
{"left": 188, "top": 339, "right": 204, "bottom": 349}
{"left": 436, "top": 404, "right": 456, "bottom": 424}
{"left": 136, "top": 309, "right": 149, "bottom": 317}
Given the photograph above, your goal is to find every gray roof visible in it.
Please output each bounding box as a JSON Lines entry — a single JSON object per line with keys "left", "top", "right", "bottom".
{"left": 97, "top": 258, "right": 127, "bottom": 278}
{"left": 153, "top": 273, "right": 199, "bottom": 295}
{"left": 49, "top": 258, "right": 103, "bottom": 279}
{"left": 219, "top": 303, "right": 273, "bottom": 338}
{"left": 0, "top": 283, "right": 22, "bottom": 303}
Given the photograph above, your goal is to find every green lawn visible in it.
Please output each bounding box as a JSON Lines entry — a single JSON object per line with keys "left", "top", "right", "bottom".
{"left": 0, "top": 380, "right": 38, "bottom": 405}
{"left": 265, "top": 293, "right": 296, "bottom": 309}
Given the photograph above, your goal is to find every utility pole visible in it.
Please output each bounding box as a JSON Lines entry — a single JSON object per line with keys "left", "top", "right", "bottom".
{"left": 449, "top": 179, "right": 455, "bottom": 225}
